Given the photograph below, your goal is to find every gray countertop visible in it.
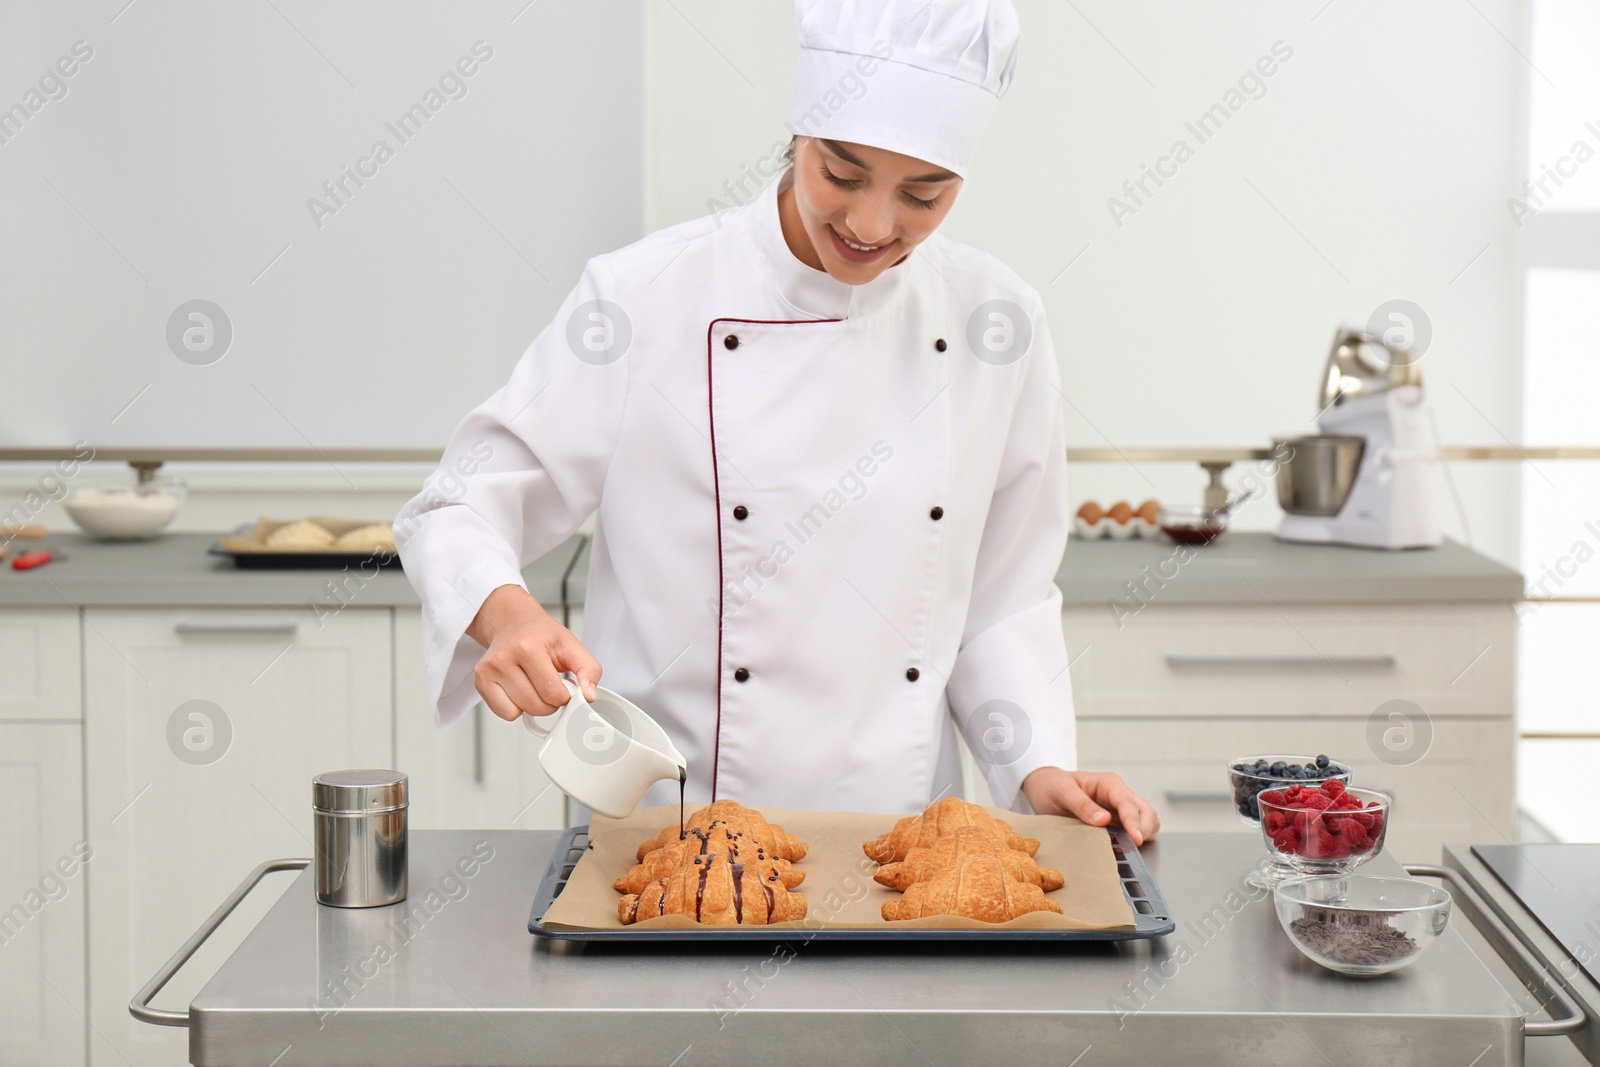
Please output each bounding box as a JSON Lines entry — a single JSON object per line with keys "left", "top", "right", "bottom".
{"left": 0, "top": 532, "right": 584, "bottom": 608}
{"left": 1056, "top": 531, "right": 1522, "bottom": 603}
{"left": 183, "top": 829, "right": 1523, "bottom": 1066}
{"left": 1, "top": 529, "right": 1520, "bottom": 611}
{"left": 567, "top": 531, "right": 1523, "bottom": 605}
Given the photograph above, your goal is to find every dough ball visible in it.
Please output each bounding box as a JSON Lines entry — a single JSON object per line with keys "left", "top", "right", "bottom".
{"left": 265, "top": 519, "right": 336, "bottom": 550}
{"left": 333, "top": 523, "right": 395, "bottom": 553}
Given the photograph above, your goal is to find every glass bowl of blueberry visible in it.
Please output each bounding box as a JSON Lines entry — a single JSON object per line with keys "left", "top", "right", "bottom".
{"left": 1228, "top": 754, "right": 1352, "bottom": 827}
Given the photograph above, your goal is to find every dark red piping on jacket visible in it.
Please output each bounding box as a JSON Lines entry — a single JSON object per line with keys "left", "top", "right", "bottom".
{"left": 704, "top": 316, "right": 840, "bottom": 802}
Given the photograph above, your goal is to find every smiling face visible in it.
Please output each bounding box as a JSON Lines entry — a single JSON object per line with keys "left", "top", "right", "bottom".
{"left": 777, "top": 137, "right": 963, "bottom": 284}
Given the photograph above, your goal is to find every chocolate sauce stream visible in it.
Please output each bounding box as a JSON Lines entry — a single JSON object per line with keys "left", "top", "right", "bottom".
{"left": 731, "top": 861, "right": 745, "bottom": 924}
{"left": 678, "top": 766, "right": 687, "bottom": 840}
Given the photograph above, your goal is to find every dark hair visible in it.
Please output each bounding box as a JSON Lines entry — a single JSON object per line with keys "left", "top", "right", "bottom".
{"left": 781, "top": 135, "right": 798, "bottom": 167}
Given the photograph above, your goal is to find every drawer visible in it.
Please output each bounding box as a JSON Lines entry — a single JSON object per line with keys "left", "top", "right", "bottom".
{"left": 0, "top": 609, "right": 82, "bottom": 721}
{"left": 1078, "top": 717, "right": 1515, "bottom": 863}
{"left": 1063, "top": 603, "right": 1512, "bottom": 719}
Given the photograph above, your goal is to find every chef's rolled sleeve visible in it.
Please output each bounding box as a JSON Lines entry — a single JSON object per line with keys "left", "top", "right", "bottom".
{"left": 944, "top": 296, "right": 1077, "bottom": 812}
{"left": 396, "top": 257, "right": 629, "bottom": 728}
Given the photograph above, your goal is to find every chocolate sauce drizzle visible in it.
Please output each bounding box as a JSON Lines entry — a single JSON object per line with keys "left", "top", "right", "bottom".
{"left": 731, "top": 861, "right": 746, "bottom": 923}
{"left": 695, "top": 855, "right": 711, "bottom": 922}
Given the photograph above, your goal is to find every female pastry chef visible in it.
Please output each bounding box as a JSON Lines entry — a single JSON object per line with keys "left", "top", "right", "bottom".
{"left": 397, "top": 0, "right": 1160, "bottom": 844}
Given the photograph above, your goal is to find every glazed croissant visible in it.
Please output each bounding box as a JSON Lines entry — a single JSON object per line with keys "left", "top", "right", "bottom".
{"left": 863, "top": 796, "right": 1040, "bottom": 864}
{"left": 619, "top": 850, "right": 809, "bottom": 925}
{"left": 874, "top": 827, "right": 1064, "bottom": 892}
{"left": 615, "top": 822, "right": 805, "bottom": 894}
{"left": 635, "top": 799, "right": 807, "bottom": 862}
{"left": 881, "top": 855, "right": 1063, "bottom": 922}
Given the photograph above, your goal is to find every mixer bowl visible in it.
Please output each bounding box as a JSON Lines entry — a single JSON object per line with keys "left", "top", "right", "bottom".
{"left": 1274, "top": 436, "right": 1364, "bottom": 516}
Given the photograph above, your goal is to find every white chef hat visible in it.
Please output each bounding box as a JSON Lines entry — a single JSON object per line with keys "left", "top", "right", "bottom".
{"left": 787, "top": 0, "right": 1021, "bottom": 178}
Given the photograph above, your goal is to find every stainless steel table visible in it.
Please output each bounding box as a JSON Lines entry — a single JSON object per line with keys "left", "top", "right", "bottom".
{"left": 156, "top": 831, "right": 1554, "bottom": 1066}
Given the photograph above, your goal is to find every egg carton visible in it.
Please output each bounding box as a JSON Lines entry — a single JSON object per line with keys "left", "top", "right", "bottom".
{"left": 1074, "top": 502, "right": 1161, "bottom": 541}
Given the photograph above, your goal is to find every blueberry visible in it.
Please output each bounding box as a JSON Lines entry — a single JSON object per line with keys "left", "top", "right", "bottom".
{"left": 1269, "top": 761, "right": 1287, "bottom": 776}
{"left": 1304, "top": 763, "right": 1317, "bottom": 776}
{"left": 1254, "top": 759, "right": 1268, "bottom": 772}
{"left": 1247, "top": 796, "right": 1260, "bottom": 818}
{"left": 1315, "top": 754, "right": 1330, "bottom": 769}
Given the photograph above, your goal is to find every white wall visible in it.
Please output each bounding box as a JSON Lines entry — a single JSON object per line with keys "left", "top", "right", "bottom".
{"left": 643, "top": 0, "right": 1530, "bottom": 566}
{"left": 0, "top": 0, "right": 643, "bottom": 451}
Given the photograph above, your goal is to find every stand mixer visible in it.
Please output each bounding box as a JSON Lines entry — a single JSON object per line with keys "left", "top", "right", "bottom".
{"left": 1274, "top": 326, "right": 1442, "bottom": 550}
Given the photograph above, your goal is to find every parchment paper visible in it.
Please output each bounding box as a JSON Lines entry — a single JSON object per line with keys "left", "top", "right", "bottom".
{"left": 540, "top": 803, "right": 1137, "bottom": 932}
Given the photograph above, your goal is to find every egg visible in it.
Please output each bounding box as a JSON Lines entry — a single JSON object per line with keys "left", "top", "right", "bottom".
{"left": 1136, "top": 499, "right": 1161, "bottom": 523}
{"left": 1108, "top": 501, "right": 1134, "bottom": 525}
{"left": 1076, "top": 501, "right": 1105, "bottom": 523}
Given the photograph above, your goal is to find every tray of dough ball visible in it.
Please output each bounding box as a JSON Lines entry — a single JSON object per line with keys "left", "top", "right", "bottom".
{"left": 209, "top": 517, "right": 399, "bottom": 569}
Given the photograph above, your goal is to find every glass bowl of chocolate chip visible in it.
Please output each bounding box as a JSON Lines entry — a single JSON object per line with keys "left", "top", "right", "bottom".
{"left": 1273, "top": 874, "right": 1452, "bottom": 976}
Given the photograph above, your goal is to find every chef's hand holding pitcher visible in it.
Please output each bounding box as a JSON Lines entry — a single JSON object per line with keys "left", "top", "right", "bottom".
{"left": 467, "top": 583, "right": 601, "bottom": 721}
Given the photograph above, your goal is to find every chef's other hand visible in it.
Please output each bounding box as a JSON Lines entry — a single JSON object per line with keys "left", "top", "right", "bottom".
{"left": 1021, "top": 767, "right": 1161, "bottom": 846}
{"left": 466, "top": 584, "right": 602, "bottom": 722}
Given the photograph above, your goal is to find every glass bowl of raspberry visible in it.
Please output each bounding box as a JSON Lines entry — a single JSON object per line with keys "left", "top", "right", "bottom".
{"left": 1258, "top": 781, "right": 1391, "bottom": 882}
{"left": 1228, "top": 753, "right": 1352, "bottom": 828}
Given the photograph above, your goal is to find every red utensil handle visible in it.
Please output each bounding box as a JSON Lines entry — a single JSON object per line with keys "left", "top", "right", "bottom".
{"left": 12, "top": 550, "right": 52, "bottom": 570}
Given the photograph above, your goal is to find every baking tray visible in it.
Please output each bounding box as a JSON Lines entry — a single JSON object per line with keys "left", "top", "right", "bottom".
{"left": 528, "top": 823, "right": 1175, "bottom": 942}
{"left": 206, "top": 542, "right": 402, "bottom": 570}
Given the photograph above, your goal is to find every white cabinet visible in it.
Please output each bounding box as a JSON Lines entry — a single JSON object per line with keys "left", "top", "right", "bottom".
{"left": 0, "top": 723, "right": 87, "bottom": 1067}
{"left": 83, "top": 607, "right": 393, "bottom": 1067}
{"left": 0, "top": 609, "right": 82, "bottom": 720}
{"left": 394, "top": 610, "right": 565, "bottom": 831}
{"left": 1064, "top": 603, "right": 1513, "bottom": 719}
{"left": 1063, "top": 603, "right": 1516, "bottom": 862}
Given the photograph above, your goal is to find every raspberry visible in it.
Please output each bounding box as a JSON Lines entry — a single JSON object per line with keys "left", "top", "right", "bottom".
{"left": 1264, "top": 810, "right": 1288, "bottom": 834}
{"left": 1259, "top": 789, "right": 1287, "bottom": 806}
{"left": 1321, "top": 778, "right": 1345, "bottom": 797}
{"left": 1301, "top": 792, "right": 1334, "bottom": 811}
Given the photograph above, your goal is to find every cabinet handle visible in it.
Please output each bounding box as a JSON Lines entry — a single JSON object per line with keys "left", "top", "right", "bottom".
{"left": 174, "top": 622, "right": 299, "bottom": 638}
{"left": 1165, "top": 655, "right": 1396, "bottom": 672}
{"left": 1406, "top": 864, "right": 1586, "bottom": 1037}
{"left": 130, "top": 857, "right": 310, "bottom": 1028}
{"left": 1164, "top": 791, "right": 1234, "bottom": 806}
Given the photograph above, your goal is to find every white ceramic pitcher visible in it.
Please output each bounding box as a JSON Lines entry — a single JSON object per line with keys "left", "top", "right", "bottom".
{"left": 521, "top": 679, "right": 687, "bottom": 819}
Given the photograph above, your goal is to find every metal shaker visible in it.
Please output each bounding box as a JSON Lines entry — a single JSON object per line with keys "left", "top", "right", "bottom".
{"left": 312, "top": 770, "right": 407, "bottom": 907}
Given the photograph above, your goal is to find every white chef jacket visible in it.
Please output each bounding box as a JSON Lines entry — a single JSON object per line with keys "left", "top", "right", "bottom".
{"left": 396, "top": 167, "right": 1076, "bottom": 815}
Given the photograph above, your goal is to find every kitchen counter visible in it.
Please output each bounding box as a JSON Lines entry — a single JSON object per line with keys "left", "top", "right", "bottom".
{"left": 181, "top": 830, "right": 1527, "bottom": 1066}
{"left": 0, "top": 532, "right": 585, "bottom": 608}
{"left": 565, "top": 532, "right": 1523, "bottom": 605}
{"left": 1057, "top": 531, "right": 1523, "bottom": 603}
{"left": 2, "top": 529, "right": 1519, "bottom": 611}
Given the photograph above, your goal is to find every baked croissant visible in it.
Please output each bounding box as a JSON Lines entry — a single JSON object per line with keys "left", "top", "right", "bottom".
{"left": 881, "top": 855, "right": 1062, "bottom": 922}
{"left": 863, "top": 796, "right": 1040, "bottom": 864}
{"left": 615, "top": 821, "right": 804, "bottom": 894}
{"left": 619, "top": 850, "right": 809, "bottom": 925}
{"left": 635, "top": 799, "right": 807, "bottom": 862}
{"left": 874, "top": 827, "right": 1064, "bottom": 892}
